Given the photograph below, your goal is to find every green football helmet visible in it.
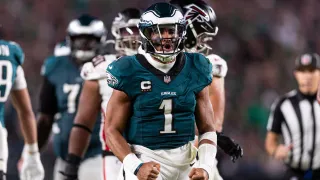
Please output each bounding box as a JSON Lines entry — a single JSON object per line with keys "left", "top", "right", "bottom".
{"left": 138, "top": 2, "right": 186, "bottom": 63}
{"left": 66, "top": 14, "right": 106, "bottom": 62}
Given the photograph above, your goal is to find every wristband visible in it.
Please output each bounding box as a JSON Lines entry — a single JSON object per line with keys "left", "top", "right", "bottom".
{"left": 123, "top": 153, "right": 143, "bottom": 175}
{"left": 23, "top": 143, "right": 39, "bottom": 154}
{"left": 198, "top": 143, "right": 217, "bottom": 179}
{"left": 199, "top": 132, "right": 217, "bottom": 146}
{"left": 134, "top": 163, "right": 144, "bottom": 175}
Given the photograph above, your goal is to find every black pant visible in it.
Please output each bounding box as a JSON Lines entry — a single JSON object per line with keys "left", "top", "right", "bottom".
{"left": 284, "top": 168, "right": 320, "bottom": 180}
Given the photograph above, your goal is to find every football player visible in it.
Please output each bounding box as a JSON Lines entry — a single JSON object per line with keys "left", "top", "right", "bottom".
{"left": 170, "top": 0, "right": 243, "bottom": 178}
{"left": 105, "top": 2, "right": 217, "bottom": 180}
{"left": 36, "top": 14, "right": 106, "bottom": 180}
{"left": 59, "top": 8, "right": 141, "bottom": 180}
{"left": 171, "top": 0, "right": 226, "bottom": 133}
{"left": 0, "top": 40, "right": 44, "bottom": 180}
{"left": 182, "top": 0, "right": 242, "bottom": 158}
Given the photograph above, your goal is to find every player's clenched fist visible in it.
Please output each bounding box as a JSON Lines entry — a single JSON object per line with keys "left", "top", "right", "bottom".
{"left": 136, "top": 162, "right": 160, "bottom": 180}
{"left": 189, "top": 168, "right": 209, "bottom": 180}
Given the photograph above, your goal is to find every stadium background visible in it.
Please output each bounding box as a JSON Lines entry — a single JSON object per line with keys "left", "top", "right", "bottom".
{"left": 1, "top": 0, "right": 319, "bottom": 179}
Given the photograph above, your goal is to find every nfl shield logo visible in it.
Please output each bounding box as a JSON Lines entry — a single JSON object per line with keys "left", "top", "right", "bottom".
{"left": 164, "top": 75, "right": 171, "bottom": 84}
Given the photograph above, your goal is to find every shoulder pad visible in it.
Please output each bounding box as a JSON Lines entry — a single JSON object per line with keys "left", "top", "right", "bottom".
{"left": 54, "top": 41, "right": 70, "bottom": 57}
{"left": 106, "top": 56, "right": 135, "bottom": 91}
{"left": 41, "top": 56, "right": 60, "bottom": 77}
{"left": 81, "top": 54, "right": 118, "bottom": 80}
{"left": 186, "top": 52, "right": 212, "bottom": 78}
{"left": 104, "top": 54, "right": 118, "bottom": 62}
{"left": 81, "top": 62, "right": 97, "bottom": 80}
{"left": 9, "top": 41, "right": 25, "bottom": 65}
{"left": 106, "top": 55, "right": 134, "bottom": 75}
{"left": 184, "top": 52, "right": 212, "bottom": 89}
{"left": 206, "top": 54, "right": 228, "bottom": 77}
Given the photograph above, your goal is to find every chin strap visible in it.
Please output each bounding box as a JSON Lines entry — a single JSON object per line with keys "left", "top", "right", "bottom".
{"left": 151, "top": 53, "right": 178, "bottom": 63}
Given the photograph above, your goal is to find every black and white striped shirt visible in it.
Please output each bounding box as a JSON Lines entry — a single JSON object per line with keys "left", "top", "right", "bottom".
{"left": 267, "top": 90, "right": 320, "bottom": 170}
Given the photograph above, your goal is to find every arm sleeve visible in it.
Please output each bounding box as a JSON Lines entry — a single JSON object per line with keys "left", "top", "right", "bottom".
{"left": 267, "top": 99, "right": 284, "bottom": 134}
{"left": 38, "top": 77, "right": 58, "bottom": 115}
{"left": 12, "top": 66, "right": 27, "bottom": 90}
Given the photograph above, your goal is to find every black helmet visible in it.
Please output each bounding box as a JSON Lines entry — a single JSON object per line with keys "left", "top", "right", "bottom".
{"left": 170, "top": 0, "right": 218, "bottom": 54}
{"left": 66, "top": 14, "right": 107, "bottom": 62}
{"left": 111, "top": 8, "right": 142, "bottom": 56}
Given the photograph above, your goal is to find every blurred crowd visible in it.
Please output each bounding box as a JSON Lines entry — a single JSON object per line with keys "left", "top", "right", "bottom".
{"left": 1, "top": 0, "right": 320, "bottom": 179}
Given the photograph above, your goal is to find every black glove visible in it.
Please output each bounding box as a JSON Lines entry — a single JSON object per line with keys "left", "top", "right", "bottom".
{"left": 217, "top": 132, "right": 243, "bottom": 162}
{"left": 59, "top": 154, "right": 81, "bottom": 180}
{"left": 0, "top": 171, "right": 6, "bottom": 180}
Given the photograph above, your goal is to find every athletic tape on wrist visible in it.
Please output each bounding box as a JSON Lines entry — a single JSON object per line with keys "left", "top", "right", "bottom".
{"left": 199, "top": 132, "right": 217, "bottom": 145}
{"left": 198, "top": 143, "right": 217, "bottom": 179}
{"left": 123, "top": 153, "right": 143, "bottom": 175}
{"left": 23, "top": 143, "right": 39, "bottom": 154}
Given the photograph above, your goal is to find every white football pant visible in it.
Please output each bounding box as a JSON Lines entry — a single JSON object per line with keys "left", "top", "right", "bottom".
{"left": 118, "top": 142, "right": 197, "bottom": 180}
{"left": 53, "top": 155, "right": 102, "bottom": 180}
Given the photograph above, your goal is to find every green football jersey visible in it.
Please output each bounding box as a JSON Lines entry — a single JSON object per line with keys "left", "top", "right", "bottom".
{"left": 42, "top": 55, "right": 101, "bottom": 160}
{"left": 0, "top": 40, "right": 24, "bottom": 126}
{"left": 106, "top": 52, "right": 212, "bottom": 150}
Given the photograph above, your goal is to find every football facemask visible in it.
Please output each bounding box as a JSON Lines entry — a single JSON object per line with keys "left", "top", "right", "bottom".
{"left": 141, "top": 24, "right": 185, "bottom": 63}
{"left": 69, "top": 35, "right": 101, "bottom": 62}
{"left": 115, "top": 26, "right": 140, "bottom": 56}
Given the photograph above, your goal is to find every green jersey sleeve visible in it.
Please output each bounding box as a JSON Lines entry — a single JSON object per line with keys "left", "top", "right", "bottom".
{"left": 189, "top": 53, "right": 213, "bottom": 93}
{"left": 106, "top": 56, "right": 134, "bottom": 94}
{"left": 9, "top": 41, "right": 25, "bottom": 65}
{"left": 41, "top": 56, "right": 58, "bottom": 77}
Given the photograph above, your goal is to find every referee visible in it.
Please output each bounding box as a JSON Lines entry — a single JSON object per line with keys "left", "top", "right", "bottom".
{"left": 265, "top": 53, "right": 320, "bottom": 180}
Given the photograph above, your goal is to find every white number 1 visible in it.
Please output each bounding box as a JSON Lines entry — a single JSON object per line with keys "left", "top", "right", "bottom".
{"left": 63, "top": 84, "right": 80, "bottom": 113}
{"left": 159, "top": 99, "right": 176, "bottom": 134}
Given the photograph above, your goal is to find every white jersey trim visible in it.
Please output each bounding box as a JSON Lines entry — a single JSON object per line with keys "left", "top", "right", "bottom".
{"left": 12, "top": 66, "right": 27, "bottom": 90}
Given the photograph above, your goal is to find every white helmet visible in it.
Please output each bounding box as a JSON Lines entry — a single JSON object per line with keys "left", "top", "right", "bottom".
{"left": 111, "top": 8, "right": 141, "bottom": 56}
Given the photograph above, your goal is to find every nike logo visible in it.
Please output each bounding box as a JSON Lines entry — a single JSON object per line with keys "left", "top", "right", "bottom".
{"left": 108, "top": 65, "right": 113, "bottom": 69}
